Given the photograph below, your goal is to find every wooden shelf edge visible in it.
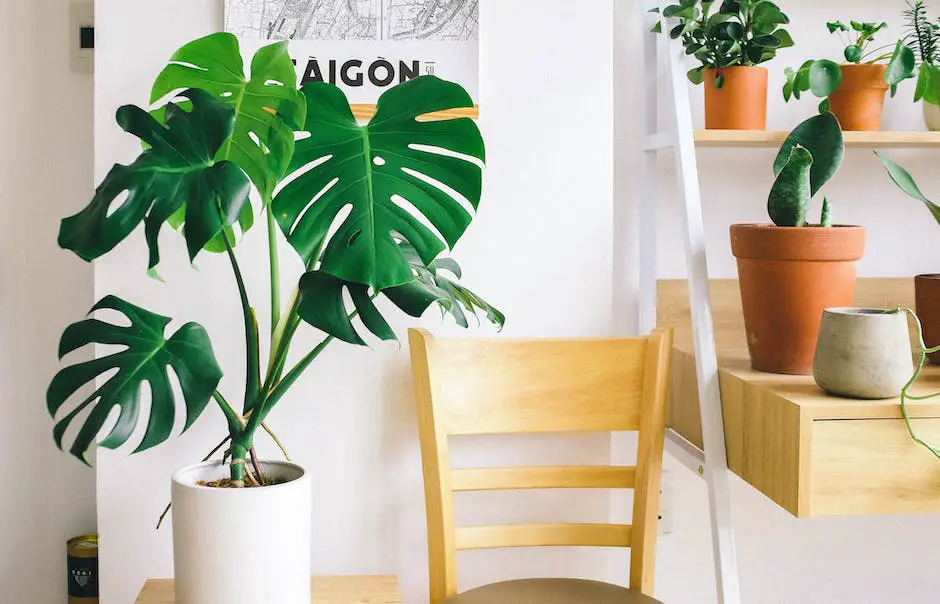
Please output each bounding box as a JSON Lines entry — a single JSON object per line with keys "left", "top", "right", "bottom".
{"left": 694, "top": 129, "right": 940, "bottom": 149}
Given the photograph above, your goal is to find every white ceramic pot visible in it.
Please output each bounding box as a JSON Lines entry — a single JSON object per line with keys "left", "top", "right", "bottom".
{"left": 171, "top": 460, "right": 311, "bottom": 604}
{"left": 813, "top": 308, "right": 913, "bottom": 400}
{"left": 924, "top": 101, "right": 940, "bottom": 131}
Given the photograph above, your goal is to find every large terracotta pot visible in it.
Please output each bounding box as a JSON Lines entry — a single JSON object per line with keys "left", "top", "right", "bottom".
{"left": 704, "top": 66, "right": 768, "bottom": 130}
{"left": 915, "top": 274, "right": 940, "bottom": 364}
{"left": 827, "top": 64, "right": 888, "bottom": 131}
{"left": 730, "top": 224, "right": 867, "bottom": 375}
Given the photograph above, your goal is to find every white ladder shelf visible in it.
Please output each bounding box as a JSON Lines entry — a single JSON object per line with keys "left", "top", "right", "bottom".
{"left": 641, "top": 2, "right": 742, "bottom": 602}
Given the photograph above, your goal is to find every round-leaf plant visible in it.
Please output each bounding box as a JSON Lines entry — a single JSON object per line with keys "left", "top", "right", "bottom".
{"left": 652, "top": 0, "right": 793, "bottom": 87}
{"left": 783, "top": 20, "right": 916, "bottom": 110}
{"left": 49, "top": 33, "right": 504, "bottom": 488}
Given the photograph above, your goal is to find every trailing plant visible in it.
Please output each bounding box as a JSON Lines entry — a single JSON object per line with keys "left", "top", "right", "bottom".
{"left": 783, "top": 20, "right": 915, "bottom": 110}
{"left": 48, "top": 33, "right": 503, "bottom": 487}
{"left": 767, "top": 112, "right": 844, "bottom": 227}
{"left": 876, "top": 155, "right": 940, "bottom": 461}
{"left": 652, "top": 0, "right": 793, "bottom": 87}
{"left": 904, "top": 1, "right": 940, "bottom": 105}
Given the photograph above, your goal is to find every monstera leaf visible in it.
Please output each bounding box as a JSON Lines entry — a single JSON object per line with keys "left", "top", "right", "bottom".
{"left": 47, "top": 297, "right": 222, "bottom": 464}
{"left": 59, "top": 90, "right": 252, "bottom": 269}
{"left": 273, "top": 76, "right": 485, "bottom": 291}
{"left": 297, "top": 243, "right": 503, "bottom": 345}
{"left": 151, "top": 33, "right": 306, "bottom": 199}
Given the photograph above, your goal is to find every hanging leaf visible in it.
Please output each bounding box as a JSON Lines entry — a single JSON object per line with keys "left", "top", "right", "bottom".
{"left": 876, "top": 151, "right": 940, "bottom": 226}
{"left": 47, "top": 297, "right": 222, "bottom": 464}
{"left": 151, "top": 33, "right": 306, "bottom": 200}
{"left": 773, "top": 112, "right": 843, "bottom": 196}
{"left": 296, "top": 243, "right": 503, "bottom": 345}
{"left": 59, "top": 89, "right": 252, "bottom": 269}
{"left": 273, "top": 76, "right": 485, "bottom": 291}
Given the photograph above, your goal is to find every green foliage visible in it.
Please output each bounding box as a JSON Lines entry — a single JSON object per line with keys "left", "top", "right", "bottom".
{"left": 783, "top": 20, "right": 915, "bottom": 104}
{"left": 59, "top": 89, "right": 252, "bottom": 269}
{"left": 905, "top": 1, "right": 940, "bottom": 105}
{"left": 876, "top": 151, "right": 940, "bottom": 225}
{"left": 273, "top": 77, "right": 484, "bottom": 291}
{"left": 151, "top": 33, "right": 306, "bottom": 201}
{"left": 652, "top": 0, "right": 793, "bottom": 87}
{"left": 768, "top": 113, "right": 844, "bottom": 227}
{"left": 50, "top": 34, "right": 501, "bottom": 479}
{"left": 48, "top": 297, "right": 222, "bottom": 464}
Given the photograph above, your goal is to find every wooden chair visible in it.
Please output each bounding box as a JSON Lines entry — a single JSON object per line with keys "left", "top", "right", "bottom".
{"left": 408, "top": 328, "right": 673, "bottom": 604}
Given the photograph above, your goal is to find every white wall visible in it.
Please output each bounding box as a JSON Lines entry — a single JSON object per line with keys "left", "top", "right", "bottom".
{"left": 94, "top": 1, "right": 616, "bottom": 603}
{"left": 0, "top": 0, "right": 97, "bottom": 601}
{"left": 615, "top": 1, "right": 940, "bottom": 603}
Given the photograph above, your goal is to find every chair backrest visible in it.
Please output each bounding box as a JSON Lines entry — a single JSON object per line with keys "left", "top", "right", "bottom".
{"left": 408, "top": 328, "right": 673, "bottom": 603}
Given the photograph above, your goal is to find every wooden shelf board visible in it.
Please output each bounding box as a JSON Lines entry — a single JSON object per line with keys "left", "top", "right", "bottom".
{"left": 136, "top": 575, "right": 401, "bottom": 604}
{"left": 694, "top": 129, "right": 940, "bottom": 149}
{"left": 659, "top": 278, "right": 940, "bottom": 518}
{"left": 351, "top": 103, "right": 478, "bottom": 121}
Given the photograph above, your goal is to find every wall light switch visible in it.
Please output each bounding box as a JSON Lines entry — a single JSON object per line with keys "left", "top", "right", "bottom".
{"left": 70, "top": 2, "right": 94, "bottom": 74}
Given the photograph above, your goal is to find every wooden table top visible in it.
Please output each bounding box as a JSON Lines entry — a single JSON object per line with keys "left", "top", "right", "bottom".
{"left": 136, "top": 575, "right": 401, "bottom": 604}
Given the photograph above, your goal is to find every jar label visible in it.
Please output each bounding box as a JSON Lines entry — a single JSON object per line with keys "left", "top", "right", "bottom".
{"left": 67, "top": 555, "right": 98, "bottom": 598}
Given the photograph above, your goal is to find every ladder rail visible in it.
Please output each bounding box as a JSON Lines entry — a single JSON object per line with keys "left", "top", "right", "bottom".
{"left": 642, "top": 2, "right": 743, "bottom": 602}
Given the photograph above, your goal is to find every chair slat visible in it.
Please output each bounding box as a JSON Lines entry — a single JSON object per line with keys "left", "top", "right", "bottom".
{"left": 455, "top": 523, "right": 632, "bottom": 550}
{"left": 450, "top": 466, "right": 637, "bottom": 491}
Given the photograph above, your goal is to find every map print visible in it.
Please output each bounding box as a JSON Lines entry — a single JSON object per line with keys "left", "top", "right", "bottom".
{"left": 225, "top": 0, "right": 480, "bottom": 42}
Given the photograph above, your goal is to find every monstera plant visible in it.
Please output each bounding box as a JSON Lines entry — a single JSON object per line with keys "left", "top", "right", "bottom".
{"left": 49, "top": 32, "right": 501, "bottom": 484}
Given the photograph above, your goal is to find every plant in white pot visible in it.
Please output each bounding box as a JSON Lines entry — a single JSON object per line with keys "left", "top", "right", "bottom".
{"left": 48, "top": 33, "right": 502, "bottom": 604}
{"left": 903, "top": 1, "right": 940, "bottom": 130}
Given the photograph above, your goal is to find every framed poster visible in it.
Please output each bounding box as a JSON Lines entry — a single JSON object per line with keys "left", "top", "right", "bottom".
{"left": 224, "top": 0, "right": 480, "bottom": 119}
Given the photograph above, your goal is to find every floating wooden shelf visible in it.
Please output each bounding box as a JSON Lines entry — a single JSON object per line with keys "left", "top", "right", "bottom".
{"left": 694, "top": 129, "right": 940, "bottom": 149}
{"left": 659, "top": 278, "right": 940, "bottom": 518}
{"left": 351, "top": 103, "right": 479, "bottom": 121}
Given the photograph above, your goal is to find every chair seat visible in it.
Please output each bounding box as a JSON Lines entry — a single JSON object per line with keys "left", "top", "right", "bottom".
{"left": 445, "top": 578, "right": 664, "bottom": 604}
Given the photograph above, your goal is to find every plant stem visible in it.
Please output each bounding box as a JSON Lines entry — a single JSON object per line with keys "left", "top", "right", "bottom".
{"left": 896, "top": 308, "right": 940, "bottom": 461}
{"left": 249, "top": 446, "right": 265, "bottom": 483}
{"left": 223, "top": 237, "right": 261, "bottom": 415}
{"left": 266, "top": 205, "right": 281, "bottom": 337}
{"left": 213, "top": 391, "right": 244, "bottom": 438}
{"left": 262, "top": 336, "right": 334, "bottom": 421}
{"left": 262, "top": 421, "right": 292, "bottom": 461}
{"left": 231, "top": 443, "right": 249, "bottom": 487}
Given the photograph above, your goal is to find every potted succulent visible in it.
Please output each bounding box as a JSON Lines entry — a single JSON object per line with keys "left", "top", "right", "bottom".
{"left": 903, "top": 1, "right": 940, "bottom": 130}
{"left": 653, "top": 0, "right": 793, "bottom": 130}
{"left": 731, "top": 112, "right": 865, "bottom": 375}
{"left": 48, "top": 33, "right": 502, "bottom": 604}
{"left": 876, "top": 152, "right": 940, "bottom": 364}
{"left": 783, "top": 20, "right": 915, "bottom": 131}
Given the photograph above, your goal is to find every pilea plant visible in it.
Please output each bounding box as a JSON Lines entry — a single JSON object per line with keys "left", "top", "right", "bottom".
{"left": 652, "top": 0, "right": 793, "bottom": 87}
{"left": 783, "top": 20, "right": 915, "bottom": 109}
{"left": 47, "top": 33, "right": 503, "bottom": 487}
{"left": 905, "top": 1, "right": 940, "bottom": 105}
{"left": 768, "top": 112, "right": 845, "bottom": 227}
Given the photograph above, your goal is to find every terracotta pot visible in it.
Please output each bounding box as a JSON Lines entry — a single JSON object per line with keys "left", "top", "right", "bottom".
{"left": 827, "top": 64, "right": 888, "bottom": 131}
{"left": 704, "top": 66, "right": 768, "bottom": 130}
{"left": 730, "top": 224, "right": 866, "bottom": 375}
{"left": 915, "top": 275, "right": 940, "bottom": 364}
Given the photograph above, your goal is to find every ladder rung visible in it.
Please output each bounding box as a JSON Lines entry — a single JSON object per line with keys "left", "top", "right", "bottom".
{"left": 644, "top": 132, "right": 676, "bottom": 151}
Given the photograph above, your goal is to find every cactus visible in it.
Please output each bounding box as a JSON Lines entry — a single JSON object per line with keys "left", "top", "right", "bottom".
{"left": 768, "top": 113, "right": 845, "bottom": 227}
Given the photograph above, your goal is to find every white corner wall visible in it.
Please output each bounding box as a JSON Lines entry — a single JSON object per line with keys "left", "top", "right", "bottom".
{"left": 0, "top": 0, "right": 97, "bottom": 602}
{"left": 94, "top": 1, "right": 616, "bottom": 603}
{"left": 615, "top": 1, "right": 940, "bottom": 603}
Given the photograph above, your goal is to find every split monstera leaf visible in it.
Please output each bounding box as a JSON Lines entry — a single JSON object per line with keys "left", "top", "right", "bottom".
{"left": 50, "top": 33, "right": 501, "bottom": 466}
{"left": 768, "top": 112, "right": 845, "bottom": 227}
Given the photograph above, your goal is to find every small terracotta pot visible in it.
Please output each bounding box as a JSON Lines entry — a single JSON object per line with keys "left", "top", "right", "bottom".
{"left": 704, "top": 66, "right": 768, "bottom": 130}
{"left": 730, "top": 224, "right": 866, "bottom": 375}
{"left": 915, "top": 275, "right": 940, "bottom": 364}
{"left": 827, "top": 64, "right": 888, "bottom": 131}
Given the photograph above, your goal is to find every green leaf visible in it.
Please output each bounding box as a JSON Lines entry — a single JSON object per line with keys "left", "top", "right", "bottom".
{"left": 47, "top": 296, "right": 222, "bottom": 464}
{"left": 715, "top": 21, "right": 745, "bottom": 41}
{"left": 59, "top": 89, "right": 252, "bottom": 269}
{"left": 916, "top": 63, "right": 940, "bottom": 104}
{"left": 844, "top": 44, "right": 862, "bottom": 63}
{"left": 876, "top": 151, "right": 940, "bottom": 226}
{"left": 773, "top": 112, "right": 844, "bottom": 197}
{"left": 296, "top": 242, "right": 503, "bottom": 344}
{"left": 273, "top": 76, "right": 485, "bottom": 291}
{"left": 885, "top": 40, "right": 917, "bottom": 87}
{"left": 688, "top": 67, "right": 706, "bottom": 85}
{"left": 774, "top": 29, "right": 795, "bottom": 48}
{"left": 752, "top": 34, "right": 781, "bottom": 48}
{"left": 827, "top": 21, "right": 849, "bottom": 34}
{"left": 151, "top": 33, "right": 306, "bottom": 200}
{"left": 808, "top": 60, "right": 843, "bottom": 97}
{"left": 818, "top": 98, "right": 831, "bottom": 113}
{"left": 768, "top": 146, "right": 814, "bottom": 227}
